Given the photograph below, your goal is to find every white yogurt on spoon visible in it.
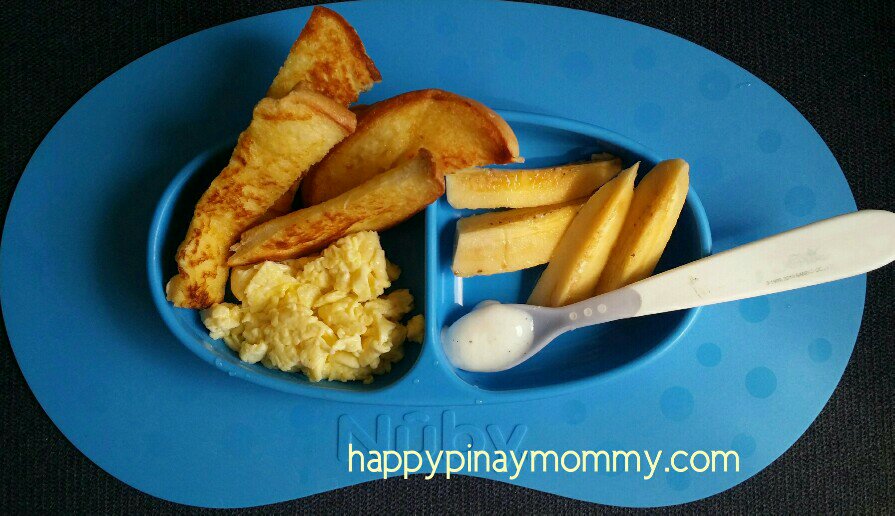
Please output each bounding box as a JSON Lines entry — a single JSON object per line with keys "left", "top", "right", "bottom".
{"left": 443, "top": 301, "right": 535, "bottom": 372}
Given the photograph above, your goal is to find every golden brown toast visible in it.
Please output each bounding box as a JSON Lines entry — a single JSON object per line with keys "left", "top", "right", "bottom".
{"left": 267, "top": 6, "right": 381, "bottom": 105}
{"left": 259, "top": 8, "right": 380, "bottom": 220}
{"left": 300, "top": 89, "right": 520, "bottom": 206}
{"left": 165, "top": 89, "right": 356, "bottom": 308}
{"left": 262, "top": 103, "right": 375, "bottom": 219}
{"left": 229, "top": 150, "right": 444, "bottom": 266}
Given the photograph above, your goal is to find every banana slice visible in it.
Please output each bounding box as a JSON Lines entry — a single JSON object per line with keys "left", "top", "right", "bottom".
{"left": 445, "top": 158, "right": 622, "bottom": 209}
{"left": 452, "top": 200, "right": 585, "bottom": 277}
{"left": 595, "top": 159, "right": 689, "bottom": 295}
{"left": 528, "top": 164, "right": 638, "bottom": 307}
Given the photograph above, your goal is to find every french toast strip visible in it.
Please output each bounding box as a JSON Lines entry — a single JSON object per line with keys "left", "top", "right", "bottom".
{"left": 263, "top": 6, "right": 381, "bottom": 218}
{"left": 228, "top": 150, "right": 444, "bottom": 266}
{"left": 165, "top": 90, "right": 356, "bottom": 308}
{"left": 267, "top": 6, "right": 380, "bottom": 104}
{"left": 300, "top": 89, "right": 520, "bottom": 207}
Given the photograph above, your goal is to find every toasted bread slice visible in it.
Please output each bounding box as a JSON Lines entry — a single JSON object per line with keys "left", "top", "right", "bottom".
{"left": 300, "top": 89, "right": 520, "bottom": 206}
{"left": 261, "top": 181, "right": 300, "bottom": 223}
{"left": 259, "top": 7, "right": 380, "bottom": 221}
{"left": 263, "top": 99, "right": 373, "bottom": 219}
{"left": 165, "top": 90, "right": 356, "bottom": 308}
{"left": 349, "top": 103, "right": 372, "bottom": 119}
{"left": 267, "top": 6, "right": 381, "bottom": 104}
{"left": 229, "top": 150, "right": 444, "bottom": 266}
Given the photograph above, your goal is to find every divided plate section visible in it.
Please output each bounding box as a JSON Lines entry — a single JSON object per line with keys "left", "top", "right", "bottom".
{"left": 429, "top": 112, "right": 712, "bottom": 392}
{"left": 148, "top": 140, "right": 428, "bottom": 400}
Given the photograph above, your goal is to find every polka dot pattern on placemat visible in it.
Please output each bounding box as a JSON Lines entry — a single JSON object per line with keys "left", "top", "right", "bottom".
{"left": 739, "top": 297, "right": 770, "bottom": 323}
{"left": 731, "top": 433, "right": 757, "bottom": 458}
{"left": 784, "top": 185, "right": 816, "bottom": 216}
{"left": 809, "top": 338, "right": 832, "bottom": 363}
{"left": 562, "top": 399, "right": 588, "bottom": 425}
{"left": 660, "top": 386, "right": 694, "bottom": 421}
{"left": 634, "top": 102, "right": 664, "bottom": 133}
{"left": 697, "top": 343, "right": 722, "bottom": 367}
{"left": 289, "top": 405, "right": 305, "bottom": 428}
{"left": 561, "top": 51, "right": 593, "bottom": 81}
{"left": 699, "top": 70, "right": 731, "bottom": 101}
{"left": 437, "top": 54, "right": 470, "bottom": 82}
{"left": 501, "top": 36, "right": 526, "bottom": 61}
{"left": 745, "top": 367, "right": 777, "bottom": 398}
{"left": 434, "top": 14, "right": 458, "bottom": 35}
{"left": 631, "top": 46, "right": 656, "bottom": 70}
{"left": 666, "top": 471, "right": 691, "bottom": 491}
{"left": 224, "top": 422, "right": 261, "bottom": 455}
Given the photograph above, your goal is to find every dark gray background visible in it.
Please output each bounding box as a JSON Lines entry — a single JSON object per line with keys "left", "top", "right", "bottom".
{"left": 1, "top": 0, "right": 892, "bottom": 512}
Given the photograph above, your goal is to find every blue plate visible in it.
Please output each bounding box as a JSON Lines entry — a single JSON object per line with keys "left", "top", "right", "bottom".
{"left": 148, "top": 110, "right": 712, "bottom": 402}
{"left": 0, "top": 0, "right": 862, "bottom": 508}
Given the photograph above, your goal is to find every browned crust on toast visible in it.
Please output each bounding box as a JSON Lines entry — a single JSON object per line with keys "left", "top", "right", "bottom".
{"left": 309, "top": 7, "right": 381, "bottom": 82}
{"left": 300, "top": 89, "right": 520, "bottom": 206}
{"left": 165, "top": 90, "right": 355, "bottom": 308}
{"left": 343, "top": 89, "right": 519, "bottom": 163}
{"left": 229, "top": 149, "right": 444, "bottom": 265}
{"left": 267, "top": 6, "right": 381, "bottom": 104}
{"left": 282, "top": 88, "right": 357, "bottom": 133}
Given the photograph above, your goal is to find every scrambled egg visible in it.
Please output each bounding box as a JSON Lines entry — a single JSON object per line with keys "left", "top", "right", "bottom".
{"left": 202, "top": 231, "right": 424, "bottom": 383}
{"left": 406, "top": 314, "right": 425, "bottom": 343}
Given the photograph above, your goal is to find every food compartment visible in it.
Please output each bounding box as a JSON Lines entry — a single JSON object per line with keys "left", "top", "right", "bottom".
{"left": 431, "top": 113, "right": 712, "bottom": 392}
{"left": 150, "top": 140, "right": 426, "bottom": 396}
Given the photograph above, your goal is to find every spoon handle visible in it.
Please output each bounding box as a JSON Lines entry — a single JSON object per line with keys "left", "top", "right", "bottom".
{"left": 567, "top": 210, "right": 895, "bottom": 322}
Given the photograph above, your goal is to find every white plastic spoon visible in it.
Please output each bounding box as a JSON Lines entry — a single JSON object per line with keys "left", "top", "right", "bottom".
{"left": 443, "top": 210, "right": 895, "bottom": 372}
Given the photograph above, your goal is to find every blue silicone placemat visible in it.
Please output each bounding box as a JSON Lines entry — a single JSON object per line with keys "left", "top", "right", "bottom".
{"left": 0, "top": 0, "right": 862, "bottom": 508}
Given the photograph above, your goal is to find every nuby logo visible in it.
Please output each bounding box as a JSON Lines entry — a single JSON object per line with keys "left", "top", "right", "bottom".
{"left": 336, "top": 410, "right": 528, "bottom": 461}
